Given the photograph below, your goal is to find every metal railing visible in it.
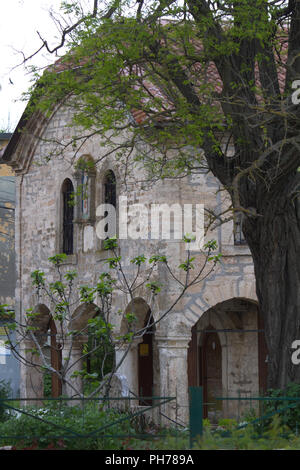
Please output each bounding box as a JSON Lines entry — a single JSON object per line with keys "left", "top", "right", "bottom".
{"left": 189, "top": 386, "right": 300, "bottom": 447}
{"left": 0, "top": 395, "right": 177, "bottom": 448}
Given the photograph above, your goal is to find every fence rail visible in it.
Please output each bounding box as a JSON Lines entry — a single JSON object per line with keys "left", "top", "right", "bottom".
{"left": 0, "top": 395, "right": 177, "bottom": 446}
{"left": 189, "top": 386, "right": 300, "bottom": 446}
{"left": 1, "top": 388, "right": 299, "bottom": 448}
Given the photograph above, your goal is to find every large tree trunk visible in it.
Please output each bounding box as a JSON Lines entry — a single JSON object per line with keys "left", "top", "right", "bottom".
{"left": 243, "top": 179, "right": 300, "bottom": 389}
{"left": 190, "top": 0, "right": 300, "bottom": 390}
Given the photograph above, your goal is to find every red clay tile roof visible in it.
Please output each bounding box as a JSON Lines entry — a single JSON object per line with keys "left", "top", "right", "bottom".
{"left": 2, "top": 27, "right": 290, "bottom": 162}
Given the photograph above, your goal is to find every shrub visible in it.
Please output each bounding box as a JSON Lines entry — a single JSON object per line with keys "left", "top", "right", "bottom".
{"left": 43, "top": 372, "right": 52, "bottom": 398}
{"left": 194, "top": 416, "right": 291, "bottom": 450}
{"left": 264, "top": 383, "right": 300, "bottom": 432}
{"left": 0, "top": 400, "right": 137, "bottom": 450}
{"left": 217, "top": 418, "right": 238, "bottom": 431}
{"left": 0, "top": 380, "right": 12, "bottom": 423}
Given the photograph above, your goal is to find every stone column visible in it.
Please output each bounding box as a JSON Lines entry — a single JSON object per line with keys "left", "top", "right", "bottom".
{"left": 20, "top": 340, "right": 44, "bottom": 405}
{"left": 156, "top": 336, "right": 191, "bottom": 426}
{"left": 115, "top": 338, "right": 143, "bottom": 402}
{"left": 64, "top": 336, "right": 87, "bottom": 399}
{"left": 73, "top": 169, "right": 83, "bottom": 223}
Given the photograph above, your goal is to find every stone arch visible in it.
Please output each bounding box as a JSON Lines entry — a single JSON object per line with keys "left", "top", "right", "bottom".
{"left": 187, "top": 297, "right": 263, "bottom": 420}
{"left": 29, "top": 303, "right": 52, "bottom": 342}
{"left": 69, "top": 302, "right": 100, "bottom": 332}
{"left": 65, "top": 303, "right": 101, "bottom": 397}
{"left": 76, "top": 154, "right": 96, "bottom": 174}
{"left": 24, "top": 304, "right": 62, "bottom": 399}
{"left": 183, "top": 280, "right": 257, "bottom": 331}
{"left": 187, "top": 305, "right": 231, "bottom": 404}
{"left": 98, "top": 160, "right": 120, "bottom": 185}
{"left": 120, "top": 297, "right": 153, "bottom": 336}
{"left": 202, "top": 282, "right": 257, "bottom": 313}
{"left": 7, "top": 102, "right": 62, "bottom": 174}
{"left": 117, "top": 297, "right": 156, "bottom": 399}
{"left": 97, "top": 163, "right": 121, "bottom": 214}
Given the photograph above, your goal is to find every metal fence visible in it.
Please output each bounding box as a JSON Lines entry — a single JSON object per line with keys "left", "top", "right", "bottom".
{"left": 189, "top": 386, "right": 300, "bottom": 446}
{"left": 0, "top": 395, "right": 178, "bottom": 448}
{"left": 1, "top": 387, "right": 299, "bottom": 449}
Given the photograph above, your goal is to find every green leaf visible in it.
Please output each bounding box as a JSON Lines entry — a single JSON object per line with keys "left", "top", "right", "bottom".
{"left": 31, "top": 270, "right": 45, "bottom": 287}
{"left": 103, "top": 237, "right": 118, "bottom": 251}
{"left": 104, "top": 256, "right": 121, "bottom": 269}
{"left": 79, "top": 286, "right": 96, "bottom": 303}
{"left": 183, "top": 233, "right": 196, "bottom": 243}
{"left": 204, "top": 240, "right": 218, "bottom": 251}
{"left": 149, "top": 255, "right": 167, "bottom": 264}
{"left": 146, "top": 281, "right": 161, "bottom": 294}
{"left": 64, "top": 270, "right": 78, "bottom": 281}
{"left": 178, "top": 257, "right": 195, "bottom": 271}
{"left": 48, "top": 253, "right": 68, "bottom": 265}
{"left": 130, "top": 255, "right": 146, "bottom": 265}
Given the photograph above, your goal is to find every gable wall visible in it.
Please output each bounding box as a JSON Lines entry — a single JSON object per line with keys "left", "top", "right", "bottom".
{"left": 13, "top": 105, "right": 258, "bottom": 417}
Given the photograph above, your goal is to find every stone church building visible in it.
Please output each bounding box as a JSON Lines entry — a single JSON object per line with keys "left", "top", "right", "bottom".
{"left": 1, "top": 99, "right": 268, "bottom": 425}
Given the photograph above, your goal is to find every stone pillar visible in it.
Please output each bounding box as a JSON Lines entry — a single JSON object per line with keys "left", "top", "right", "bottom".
{"left": 156, "top": 336, "right": 191, "bottom": 426}
{"left": 64, "top": 336, "right": 87, "bottom": 399}
{"left": 115, "top": 338, "right": 143, "bottom": 402}
{"left": 20, "top": 340, "right": 44, "bottom": 405}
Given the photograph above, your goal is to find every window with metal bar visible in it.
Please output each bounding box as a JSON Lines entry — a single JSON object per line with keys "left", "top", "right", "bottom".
{"left": 104, "top": 170, "right": 116, "bottom": 237}
{"left": 62, "top": 179, "right": 74, "bottom": 255}
{"left": 104, "top": 170, "right": 116, "bottom": 207}
{"left": 234, "top": 212, "right": 247, "bottom": 245}
{"left": 74, "top": 155, "right": 96, "bottom": 223}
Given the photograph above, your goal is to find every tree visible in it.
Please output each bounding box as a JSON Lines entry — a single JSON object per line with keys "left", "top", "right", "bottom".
{"left": 0, "top": 237, "right": 220, "bottom": 399}
{"left": 18, "top": 0, "right": 300, "bottom": 389}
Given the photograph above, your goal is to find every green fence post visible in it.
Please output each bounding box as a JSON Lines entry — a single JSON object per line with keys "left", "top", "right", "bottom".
{"left": 189, "top": 386, "right": 203, "bottom": 448}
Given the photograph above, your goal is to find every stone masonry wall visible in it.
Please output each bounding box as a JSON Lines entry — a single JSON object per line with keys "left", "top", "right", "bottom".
{"left": 12, "top": 104, "right": 257, "bottom": 422}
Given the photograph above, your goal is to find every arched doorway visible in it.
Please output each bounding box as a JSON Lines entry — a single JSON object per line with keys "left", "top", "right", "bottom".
{"left": 199, "top": 327, "right": 222, "bottom": 419}
{"left": 47, "top": 317, "right": 62, "bottom": 398}
{"left": 138, "top": 311, "right": 154, "bottom": 405}
{"left": 188, "top": 298, "right": 268, "bottom": 420}
{"left": 118, "top": 298, "right": 156, "bottom": 402}
{"left": 27, "top": 305, "right": 62, "bottom": 398}
{"left": 70, "top": 303, "right": 115, "bottom": 396}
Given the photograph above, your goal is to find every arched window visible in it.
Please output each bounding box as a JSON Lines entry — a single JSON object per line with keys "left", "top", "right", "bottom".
{"left": 103, "top": 170, "right": 116, "bottom": 238}
{"left": 234, "top": 212, "right": 246, "bottom": 245}
{"left": 104, "top": 170, "right": 116, "bottom": 208}
{"left": 62, "top": 179, "right": 74, "bottom": 255}
{"left": 74, "top": 155, "right": 96, "bottom": 223}
{"left": 85, "top": 319, "right": 115, "bottom": 383}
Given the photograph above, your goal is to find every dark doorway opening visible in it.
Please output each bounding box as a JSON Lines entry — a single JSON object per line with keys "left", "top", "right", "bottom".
{"left": 199, "top": 327, "right": 222, "bottom": 419}
{"left": 43, "top": 317, "right": 62, "bottom": 398}
{"left": 138, "top": 312, "right": 154, "bottom": 405}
